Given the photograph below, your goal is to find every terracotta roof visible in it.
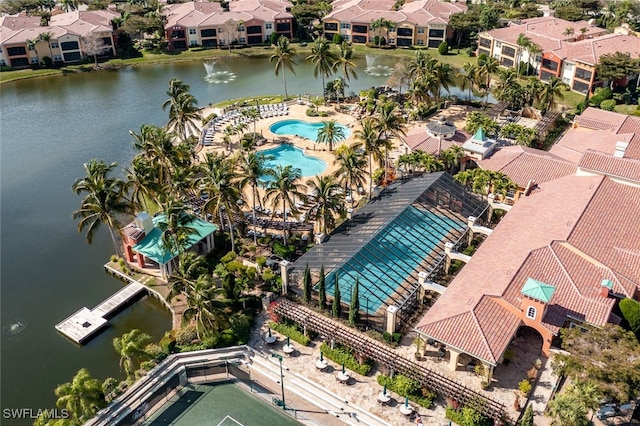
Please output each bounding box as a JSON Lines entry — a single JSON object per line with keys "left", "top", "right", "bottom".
{"left": 324, "top": 0, "right": 465, "bottom": 26}
{"left": 0, "top": 15, "right": 41, "bottom": 32}
{"left": 49, "top": 9, "right": 119, "bottom": 27}
{"left": 415, "top": 173, "right": 605, "bottom": 364}
{"left": 3, "top": 26, "right": 71, "bottom": 44}
{"left": 568, "top": 176, "right": 640, "bottom": 286}
{"left": 478, "top": 145, "right": 576, "bottom": 188}
{"left": 573, "top": 107, "right": 627, "bottom": 130}
{"left": 404, "top": 127, "right": 466, "bottom": 156}
{"left": 549, "top": 128, "right": 633, "bottom": 163}
{"left": 578, "top": 149, "right": 640, "bottom": 182}
{"left": 553, "top": 33, "right": 640, "bottom": 66}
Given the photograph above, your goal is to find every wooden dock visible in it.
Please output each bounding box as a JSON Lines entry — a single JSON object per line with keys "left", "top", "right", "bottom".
{"left": 55, "top": 281, "right": 147, "bottom": 345}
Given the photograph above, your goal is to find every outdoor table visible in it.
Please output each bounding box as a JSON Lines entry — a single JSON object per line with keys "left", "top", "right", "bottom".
{"left": 283, "top": 344, "right": 294, "bottom": 355}
{"left": 264, "top": 335, "right": 277, "bottom": 344}
{"left": 315, "top": 359, "right": 328, "bottom": 370}
{"left": 337, "top": 372, "right": 350, "bottom": 383}
{"left": 399, "top": 405, "right": 414, "bottom": 416}
{"left": 377, "top": 392, "right": 391, "bottom": 404}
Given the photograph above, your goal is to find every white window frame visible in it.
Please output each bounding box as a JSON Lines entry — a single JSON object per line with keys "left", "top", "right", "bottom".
{"left": 239, "top": 37, "right": 246, "bottom": 44}
{"left": 417, "top": 27, "right": 424, "bottom": 34}
{"left": 417, "top": 39, "right": 424, "bottom": 45}
{"left": 265, "top": 23, "right": 272, "bottom": 30}
{"left": 526, "top": 306, "right": 536, "bottom": 320}
{"left": 189, "top": 28, "right": 196, "bottom": 35}
{"left": 50, "top": 42, "right": 58, "bottom": 48}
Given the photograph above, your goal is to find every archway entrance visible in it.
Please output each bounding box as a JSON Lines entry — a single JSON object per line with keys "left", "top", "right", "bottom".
{"left": 491, "top": 325, "right": 545, "bottom": 391}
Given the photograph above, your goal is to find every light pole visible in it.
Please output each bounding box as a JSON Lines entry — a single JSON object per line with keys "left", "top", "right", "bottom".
{"left": 364, "top": 295, "right": 370, "bottom": 330}
{"left": 272, "top": 353, "right": 286, "bottom": 409}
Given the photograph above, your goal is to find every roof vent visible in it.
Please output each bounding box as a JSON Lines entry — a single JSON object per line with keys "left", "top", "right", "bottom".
{"left": 614, "top": 141, "right": 629, "bottom": 158}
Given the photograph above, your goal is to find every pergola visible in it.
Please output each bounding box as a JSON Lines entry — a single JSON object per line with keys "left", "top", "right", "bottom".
{"left": 289, "top": 173, "right": 488, "bottom": 327}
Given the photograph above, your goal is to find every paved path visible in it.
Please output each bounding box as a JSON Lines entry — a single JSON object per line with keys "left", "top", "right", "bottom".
{"left": 528, "top": 356, "right": 559, "bottom": 426}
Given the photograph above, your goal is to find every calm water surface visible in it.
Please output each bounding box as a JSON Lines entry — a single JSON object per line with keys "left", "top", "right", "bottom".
{"left": 0, "top": 55, "right": 391, "bottom": 424}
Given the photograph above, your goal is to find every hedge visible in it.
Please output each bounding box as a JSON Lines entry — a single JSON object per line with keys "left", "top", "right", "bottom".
{"left": 445, "top": 406, "right": 492, "bottom": 426}
{"left": 376, "top": 374, "right": 436, "bottom": 408}
{"left": 269, "top": 321, "right": 311, "bottom": 346}
{"left": 319, "top": 342, "right": 373, "bottom": 375}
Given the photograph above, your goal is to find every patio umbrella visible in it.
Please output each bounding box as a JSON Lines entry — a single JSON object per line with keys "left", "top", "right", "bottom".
{"left": 320, "top": 352, "right": 324, "bottom": 362}
{"left": 268, "top": 327, "right": 272, "bottom": 337}
{"left": 383, "top": 384, "right": 387, "bottom": 395}
{"left": 404, "top": 396, "right": 409, "bottom": 408}
{"left": 287, "top": 336, "right": 290, "bottom": 347}
{"left": 342, "top": 363, "right": 345, "bottom": 374}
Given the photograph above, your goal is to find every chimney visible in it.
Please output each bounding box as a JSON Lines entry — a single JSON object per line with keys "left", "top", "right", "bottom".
{"left": 600, "top": 279, "right": 613, "bottom": 297}
{"left": 614, "top": 141, "right": 629, "bottom": 158}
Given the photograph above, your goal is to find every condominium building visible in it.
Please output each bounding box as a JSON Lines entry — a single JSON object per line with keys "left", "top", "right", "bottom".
{"left": 477, "top": 16, "right": 640, "bottom": 93}
{"left": 162, "top": 0, "right": 294, "bottom": 51}
{"left": 322, "top": 0, "right": 467, "bottom": 47}
{"left": 0, "top": 10, "right": 118, "bottom": 68}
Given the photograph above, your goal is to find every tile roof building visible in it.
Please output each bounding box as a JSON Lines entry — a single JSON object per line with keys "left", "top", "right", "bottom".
{"left": 322, "top": 0, "right": 466, "bottom": 47}
{"left": 0, "top": 10, "right": 118, "bottom": 68}
{"left": 477, "top": 16, "right": 640, "bottom": 93}
{"left": 162, "top": 0, "right": 294, "bottom": 50}
{"left": 414, "top": 108, "right": 640, "bottom": 376}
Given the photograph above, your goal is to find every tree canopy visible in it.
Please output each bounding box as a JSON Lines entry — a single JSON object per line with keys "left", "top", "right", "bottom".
{"left": 596, "top": 52, "right": 640, "bottom": 88}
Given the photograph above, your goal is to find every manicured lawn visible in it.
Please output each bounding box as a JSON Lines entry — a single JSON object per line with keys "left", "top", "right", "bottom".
{"left": 615, "top": 104, "right": 639, "bottom": 115}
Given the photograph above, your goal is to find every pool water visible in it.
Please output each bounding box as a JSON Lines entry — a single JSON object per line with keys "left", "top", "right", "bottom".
{"left": 324, "top": 206, "right": 465, "bottom": 313}
{"left": 269, "top": 119, "right": 351, "bottom": 142}
{"left": 261, "top": 144, "right": 327, "bottom": 179}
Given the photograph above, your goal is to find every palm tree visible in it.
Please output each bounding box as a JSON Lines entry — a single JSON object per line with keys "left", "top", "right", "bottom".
{"left": 60, "top": 0, "right": 77, "bottom": 12}
{"left": 125, "top": 155, "right": 162, "bottom": 212}
{"left": 547, "top": 391, "right": 589, "bottom": 426}
{"left": 182, "top": 275, "right": 228, "bottom": 340}
{"left": 478, "top": 55, "right": 499, "bottom": 104}
{"left": 72, "top": 159, "right": 131, "bottom": 256}
{"left": 270, "top": 36, "right": 296, "bottom": 98}
{"left": 493, "top": 68, "right": 519, "bottom": 100}
{"left": 167, "top": 251, "right": 208, "bottom": 302}
{"left": 355, "top": 118, "right": 385, "bottom": 199}
{"left": 263, "top": 165, "right": 306, "bottom": 245}
{"left": 241, "top": 106, "right": 261, "bottom": 137}
{"left": 37, "top": 32, "right": 53, "bottom": 62}
{"left": 54, "top": 368, "right": 106, "bottom": 424}
{"left": 156, "top": 197, "right": 197, "bottom": 255}
{"left": 238, "top": 151, "right": 274, "bottom": 245}
{"left": 112, "top": 329, "right": 151, "bottom": 382}
{"left": 306, "top": 37, "right": 338, "bottom": 98}
{"left": 372, "top": 101, "right": 406, "bottom": 182}
{"left": 433, "top": 62, "right": 455, "bottom": 103}
{"left": 336, "top": 41, "right": 358, "bottom": 82}
{"left": 539, "top": 76, "right": 566, "bottom": 114}
{"left": 333, "top": 144, "right": 367, "bottom": 205}
{"left": 370, "top": 18, "right": 394, "bottom": 46}
{"left": 459, "top": 62, "right": 479, "bottom": 101}
{"left": 165, "top": 92, "right": 201, "bottom": 143}
{"left": 198, "top": 152, "right": 243, "bottom": 253}
{"left": 317, "top": 120, "right": 346, "bottom": 151}
{"left": 305, "top": 175, "right": 345, "bottom": 234}
{"left": 516, "top": 33, "right": 532, "bottom": 77}
{"left": 439, "top": 145, "right": 465, "bottom": 175}
{"left": 130, "top": 124, "right": 182, "bottom": 186}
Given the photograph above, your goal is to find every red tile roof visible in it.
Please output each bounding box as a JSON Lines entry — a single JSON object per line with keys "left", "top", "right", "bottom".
{"left": 478, "top": 145, "right": 576, "bottom": 188}
{"left": 552, "top": 33, "right": 640, "bottom": 66}
{"left": 404, "top": 127, "right": 467, "bottom": 156}
{"left": 578, "top": 149, "right": 640, "bottom": 182}
{"left": 549, "top": 129, "right": 633, "bottom": 163}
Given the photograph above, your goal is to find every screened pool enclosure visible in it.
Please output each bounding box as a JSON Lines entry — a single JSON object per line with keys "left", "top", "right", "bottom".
{"left": 288, "top": 172, "right": 488, "bottom": 329}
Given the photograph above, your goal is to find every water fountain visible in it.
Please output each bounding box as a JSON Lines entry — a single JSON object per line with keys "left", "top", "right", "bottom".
{"left": 364, "top": 54, "right": 392, "bottom": 77}
{"left": 3, "top": 317, "right": 27, "bottom": 335}
{"left": 204, "top": 60, "right": 237, "bottom": 84}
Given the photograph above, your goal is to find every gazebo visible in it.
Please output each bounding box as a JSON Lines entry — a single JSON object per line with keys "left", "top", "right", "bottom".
{"left": 426, "top": 115, "right": 457, "bottom": 139}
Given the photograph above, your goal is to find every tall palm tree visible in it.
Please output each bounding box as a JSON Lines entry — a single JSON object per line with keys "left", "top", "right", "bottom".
{"left": 459, "top": 62, "right": 479, "bottom": 101}
{"left": 547, "top": 391, "right": 589, "bottom": 426}
{"left": 198, "top": 152, "right": 243, "bottom": 253}
{"left": 306, "top": 37, "right": 338, "bottom": 98}
{"left": 433, "top": 62, "right": 455, "bottom": 103}
{"left": 333, "top": 144, "right": 367, "bottom": 205}
{"left": 263, "top": 165, "right": 306, "bottom": 245}
{"left": 125, "top": 155, "right": 162, "bottom": 212}
{"left": 317, "top": 120, "right": 346, "bottom": 151}
{"left": 516, "top": 33, "right": 532, "bottom": 77}
{"left": 241, "top": 106, "right": 261, "bottom": 137}
{"left": 182, "top": 275, "right": 229, "bottom": 340}
{"left": 539, "top": 76, "right": 566, "bottom": 114}
{"left": 372, "top": 101, "right": 406, "bottom": 182}
{"left": 270, "top": 36, "right": 296, "bottom": 98}
{"left": 130, "top": 124, "right": 182, "bottom": 186}
{"left": 156, "top": 197, "right": 197, "bottom": 255}
{"left": 162, "top": 78, "right": 190, "bottom": 111}
{"left": 439, "top": 145, "right": 465, "bottom": 175}
{"left": 165, "top": 92, "right": 201, "bottom": 143}
{"left": 478, "top": 55, "right": 499, "bottom": 104}
{"left": 305, "top": 175, "right": 345, "bottom": 234}
{"left": 167, "top": 251, "right": 208, "bottom": 302}
{"left": 54, "top": 368, "right": 106, "bottom": 424}
{"left": 493, "top": 68, "right": 519, "bottom": 100}
{"left": 238, "top": 151, "right": 275, "bottom": 245}
{"left": 37, "top": 32, "right": 53, "bottom": 61}
{"left": 336, "top": 41, "right": 358, "bottom": 82}
{"left": 72, "top": 159, "right": 131, "bottom": 256}
{"left": 112, "top": 329, "right": 151, "bottom": 382}
{"left": 355, "top": 118, "right": 385, "bottom": 199}
{"left": 370, "top": 18, "right": 394, "bottom": 46}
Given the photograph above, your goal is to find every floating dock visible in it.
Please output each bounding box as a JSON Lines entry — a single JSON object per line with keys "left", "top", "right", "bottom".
{"left": 55, "top": 281, "right": 147, "bottom": 345}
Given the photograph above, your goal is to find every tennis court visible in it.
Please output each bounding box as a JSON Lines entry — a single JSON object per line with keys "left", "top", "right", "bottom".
{"left": 143, "top": 382, "right": 301, "bottom": 426}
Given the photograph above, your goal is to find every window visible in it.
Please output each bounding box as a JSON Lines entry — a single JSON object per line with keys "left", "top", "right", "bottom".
{"left": 276, "top": 22, "right": 290, "bottom": 32}
{"left": 324, "top": 22, "right": 338, "bottom": 31}
{"left": 495, "top": 41, "right": 501, "bottom": 49}
{"left": 352, "top": 24, "right": 367, "bottom": 34}
{"left": 343, "top": 34, "right": 350, "bottom": 41}
{"left": 417, "top": 27, "right": 424, "bottom": 34}
{"left": 502, "top": 46, "right": 515, "bottom": 57}
{"left": 239, "top": 37, "right": 246, "bottom": 44}
{"left": 246, "top": 25, "right": 261, "bottom": 34}
{"left": 265, "top": 23, "right": 272, "bottom": 30}
{"left": 428, "top": 28, "right": 444, "bottom": 38}
{"left": 190, "top": 40, "right": 198, "bottom": 46}
{"left": 417, "top": 39, "right": 424, "bottom": 45}
{"left": 397, "top": 27, "right": 412, "bottom": 37}
{"left": 7, "top": 46, "right": 26, "bottom": 56}
{"left": 0, "top": 47, "right": 3, "bottom": 53}
{"left": 189, "top": 28, "right": 196, "bottom": 35}
{"left": 50, "top": 42, "right": 58, "bottom": 49}
{"left": 542, "top": 58, "right": 559, "bottom": 71}
{"left": 53, "top": 54, "right": 62, "bottom": 61}
{"left": 31, "top": 56, "right": 39, "bottom": 63}
{"left": 479, "top": 37, "right": 491, "bottom": 48}
{"left": 563, "top": 62, "right": 574, "bottom": 71}
{"left": 61, "top": 41, "right": 79, "bottom": 51}
{"left": 526, "top": 306, "right": 536, "bottom": 320}
{"left": 238, "top": 25, "right": 245, "bottom": 32}
{"left": 201, "top": 28, "right": 216, "bottom": 37}
{"left": 340, "top": 22, "right": 351, "bottom": 29}
{"left": 574, "top": 68, "right": 592, "bottom": 81}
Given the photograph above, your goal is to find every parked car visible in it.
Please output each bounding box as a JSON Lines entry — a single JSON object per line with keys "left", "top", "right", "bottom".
{"left": 597, "top": 404, "right": 619, "bottom": 420}
{"left": 265, "top": 255, "right": 283, "bottom": 267}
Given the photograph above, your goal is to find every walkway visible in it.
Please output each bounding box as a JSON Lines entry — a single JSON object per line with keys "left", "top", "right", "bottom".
{"left": 273, "top": 300, "right": 510, "bottom": 423}
{"left": 527, "top": 355, "right": 559, "bottom": 426}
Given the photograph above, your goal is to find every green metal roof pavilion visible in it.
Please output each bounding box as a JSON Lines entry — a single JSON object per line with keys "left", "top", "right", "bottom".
{"left": 133, "top": 214, "right": 218, "bottom": 265}
{"left": 521, "top": 278, "right": 556, "bottom": 303}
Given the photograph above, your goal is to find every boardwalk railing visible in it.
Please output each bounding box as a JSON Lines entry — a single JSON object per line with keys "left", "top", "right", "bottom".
{"left": 274, "top": 300, "right": 510, "bottom": 424}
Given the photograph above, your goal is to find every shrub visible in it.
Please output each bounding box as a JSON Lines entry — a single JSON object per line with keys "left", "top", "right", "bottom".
{"left": 474, "top": 363, "right": 486, "bottom": 377}
{"left": 465, "top": 47, "right": 475, "bottom": 57}
{"left": 438, "top": 41, "right": 449, "bottom": 55}
{"left": 519, "top": 379, "right": 532, "bottom": 396}
{"left": 446, "top": 406, "right": 492, "bottom": 426}
{"left": 175, "top": 325, "right": 198, "bottom": 345}
{"left": 620, "top": 298, "right": 640, "bottom": 335}
{"left": 333, "top": 33, "right": 343, "bottom": 44}
{"left": 306, "top": 107, "right": 319, "bottom": 117}
{"left": 269, "top": 31, "right": 279, "bottom": 45}
{"left": 273, "top": 241, "right": 295, "bottom": 259}
{"left": 269, "top": 321, "right": 311, "bottom": 345}
{"left": 319, "top": 342, "right": 373, "bottom": 375}
{"left": 600, "top": 99, "right": 616, "bottom": 111}
{"left": 256, "top": 256, "right": 267, "bottom": 268}
{"left": 376, "top": 374, "right": 436, "bottom": 408}
{"left": 221, "top": 251, "right": 237, "bottom": 263}
{"left": 160, "top": 332, "right": 177, "bottom": 353}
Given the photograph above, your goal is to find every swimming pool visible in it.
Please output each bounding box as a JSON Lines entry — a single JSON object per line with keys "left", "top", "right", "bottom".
{"left": 261, "top": 144, "right": 327, "bottom": 178}
{"left": 269, "top": 119, "right": 351, "bottom": 142}
{"left": 324, "top": 206, "right": 465, "bottom": 313}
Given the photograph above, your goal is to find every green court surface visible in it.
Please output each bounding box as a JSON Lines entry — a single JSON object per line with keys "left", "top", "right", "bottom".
{"left": 142, "top": 382, "right": 301, "bottom": 426}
